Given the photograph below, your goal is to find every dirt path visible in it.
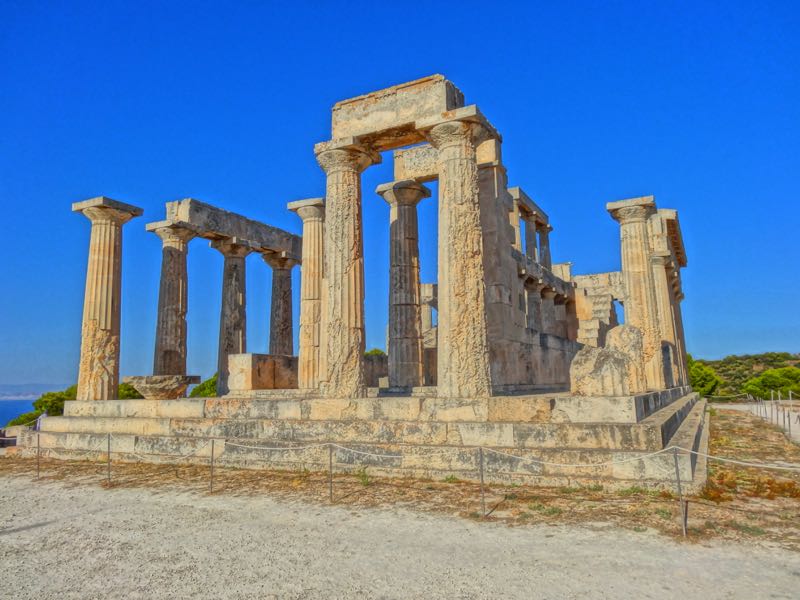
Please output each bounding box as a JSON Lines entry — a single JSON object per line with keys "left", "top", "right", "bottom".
{"left": 1, "top": 475, "right": 798, "bottom": 599}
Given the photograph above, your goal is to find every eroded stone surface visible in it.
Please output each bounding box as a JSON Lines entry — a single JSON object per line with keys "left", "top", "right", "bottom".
{"left": 123, "top": 375, "right": 201, "bottom": 400}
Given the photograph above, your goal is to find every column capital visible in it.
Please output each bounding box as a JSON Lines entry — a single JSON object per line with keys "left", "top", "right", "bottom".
{"left": 418, "top": 105, "right": 500, "bottom": 150}
{"left": 375, "top": 179, "right": 431, "bottom": 206}
{"left": 541, "top": 287, "right": 558, "bottom": 300}
{"left": 210, "top": 238, "right": 253, "bottom": 258}
{"left": 262, "top": 252, "right": 298, "bottom": 270}
{"left": 73, "top": 196, "right": 143, "bottom": 226}
{"left": 146, "top": 221, "right": 197, "bottom": 244}
{"left": 287, "top": 198, "right": 325, "bottom": 222}
{"left": 607, "top": 196, "right": 656, "bottom": 224}
{"left": 315, "top": 140, "right": 380, "bottom": 174}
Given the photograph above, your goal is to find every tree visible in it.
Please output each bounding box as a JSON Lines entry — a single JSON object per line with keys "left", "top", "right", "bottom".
{"left": 687, "top": 354, "right": 722, "bottom": 397}
{"left": 190, "top": 374, "right": 218, "bottom": 398}
{"left": 5, "top": 382, "right": 142, "bottom": 427}
{"left": 364, "top": 348, "right": 386, "bottom": 357}
{"left": 742, "top": 367, "right": 800, "bottom": 399}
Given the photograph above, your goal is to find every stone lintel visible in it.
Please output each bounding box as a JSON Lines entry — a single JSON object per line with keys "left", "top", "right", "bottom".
{"left": 393, "top": 144, "right": 438, "bottom": 182}
{"left": 508, "top": 187, "right": 549, "bottom": 225}
{"left": 72, "top": 196, "right": 143, "bottom": 217}
{"left": 331, "top": 75, "right": 465, "bottom": 147}
{"left": 658, "top": 208, "right": 687, "bottom": 268}
{"left": 164, "top": 198, "right": 301, "bottom": 260}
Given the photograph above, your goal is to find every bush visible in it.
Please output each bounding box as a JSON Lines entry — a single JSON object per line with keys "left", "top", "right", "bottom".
{"left": 119, "top": 382, "right": 144, "bottom": 399}
{"left": 190, "top": 374, "right": 218, "bottom": 398}
{"left": 742, "top": 367, "right": 800, "bottom": 399}
{"left": 364, "top": 348, "right": 386, "bottom": 357}
{"left": 687, "top": 354, "right": 722, "bottom": 397}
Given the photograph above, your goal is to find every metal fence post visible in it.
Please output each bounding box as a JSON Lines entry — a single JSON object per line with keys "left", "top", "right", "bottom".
{"left": 36, "top": 433, "right": 40, "bottom": 479}
{"left": 107, "top": 433, "right": 111, "bottom": 484}
{"left": 210, "top": 439, "right": 215, "bottom": 493}
{"left": 479, "top": 447, "right": 486, "bottom": 518}
{"left": 672, "top": 447, "right": 687, "bottom": 537}
{"left": 328, "top": 444, "right": 334, "bottom": 503}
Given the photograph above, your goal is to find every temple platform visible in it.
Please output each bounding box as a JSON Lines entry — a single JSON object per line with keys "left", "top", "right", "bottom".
{"left": 13, "top": 386, "right": 707, "bottom": 490}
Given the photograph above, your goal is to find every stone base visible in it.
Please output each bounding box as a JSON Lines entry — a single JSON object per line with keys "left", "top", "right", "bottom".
{"left": 14, "top": 386, "right": 706, "bottom": 490}
{"left": 123, "top": 375, "right": 201, "bottom": 400}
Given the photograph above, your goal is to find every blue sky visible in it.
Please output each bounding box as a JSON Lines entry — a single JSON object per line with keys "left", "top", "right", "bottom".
{"left": 1, "top": 1, "right": 798, "bottom": 385}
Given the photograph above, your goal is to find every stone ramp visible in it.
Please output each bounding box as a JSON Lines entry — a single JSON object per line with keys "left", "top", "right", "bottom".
{"left": 15, "top": 391, "right": 707, "bottom": 490}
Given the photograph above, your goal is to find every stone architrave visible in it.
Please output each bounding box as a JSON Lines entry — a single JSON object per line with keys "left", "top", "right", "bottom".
{"left": 212, "top": 238, "right": 252, "bottom": 395}
{"left": 607, "top": 197, "right": 666, "bottom": 390}
{"left": 148, "top": 223, "right": 195, "bottom": 376}
{"left": 263, "top": 254, "right": 296, "bottom": 356}
{"left": 425, "top": 118, "right": 494, "bottom": 398}
{"left": 315, "top": 141, "right": 380, "bottom": 398}
{"left": 376, "top": 180, "right": 431, "bottom": 388}
{"left": 72, "top": 197, "right": 143, "bottom": 401}
{"left": 288, "top": 198, "right": 325, "bottom": 389}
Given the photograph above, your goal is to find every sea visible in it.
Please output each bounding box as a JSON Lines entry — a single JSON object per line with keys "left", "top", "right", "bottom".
{"left": 0, "top": 400, "right": 35, "bottom": 427}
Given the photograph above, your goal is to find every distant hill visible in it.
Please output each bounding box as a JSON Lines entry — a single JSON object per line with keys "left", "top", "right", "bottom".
{"left": 696, "top": 352, "right": 800, "bottom": 396}
{"left": 0, "top": 383, "right": 71, "bottom": 400}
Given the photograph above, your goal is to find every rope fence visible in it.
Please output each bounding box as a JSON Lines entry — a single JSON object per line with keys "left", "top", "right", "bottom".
{"left": 7, "top": 424, "right": 798, "bottom": 540}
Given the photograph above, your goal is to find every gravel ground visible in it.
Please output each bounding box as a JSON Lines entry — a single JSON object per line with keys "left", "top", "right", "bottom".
{"left": 1, "top": 475, "right": 799, "bottom": 599}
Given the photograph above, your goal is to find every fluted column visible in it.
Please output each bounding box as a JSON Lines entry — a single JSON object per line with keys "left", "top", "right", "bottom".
{"left": 288, "top": 198, "right": 325, "bottom": 389}
{"left": 73, "top": 197, "right": 142, "bottom": 400}
{"left": 376, "top": 180, "right": 430, "bottom": 388}
{"left": 212, "top": 239, "right": 251, "bottom": 395}
{"left": 526, "top": 281, "right": 544, "bottom": 334}
{"left": 538, "top": 224, "right": 552, "bottom": 269}
{"left": 427, "top": 119, "right": 493, "bottom": 398}
{"left": 608, "top": 197, "right": 666, "bottom": 390}
{"left": 651, "top": 254, "right": 680, "bottom": 387}
{"left": 150, "top": 224, "right": 194, "bottom": 376}
{"left": 315, "top": 142, "right": 379, "bottom": 398}
{"left": 264, "top": 254, "right": 296, "bottom": 356}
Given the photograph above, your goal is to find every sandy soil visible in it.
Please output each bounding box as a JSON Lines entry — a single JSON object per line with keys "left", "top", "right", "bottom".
{"left": 1, "top": 475, "right": 799, "bottom": 600}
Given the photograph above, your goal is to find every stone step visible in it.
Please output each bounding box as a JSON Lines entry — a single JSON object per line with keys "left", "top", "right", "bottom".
{"left": 63, "top": 386, "right": 692, "bottom": 424}
{"left": 16, "top": 427, "right": 702, "bottom": 490}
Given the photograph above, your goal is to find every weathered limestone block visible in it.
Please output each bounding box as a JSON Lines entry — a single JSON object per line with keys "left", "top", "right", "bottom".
{"left": 227, "top": 354, "right": 298, "bottom": 392}
{"left": 569, "top": 325, "right": 647, "bottom": 396}
{"left": 73, "top": 197, "right": 143, "bottom": 401}
{"left": 123, "top": 375, "right": 200, "bottom": 400}
{"left": 315, "top": 141, "right": 379, "bottom": 398}
{"left": 288, "top": 198, "right": 325, "bottom": 390}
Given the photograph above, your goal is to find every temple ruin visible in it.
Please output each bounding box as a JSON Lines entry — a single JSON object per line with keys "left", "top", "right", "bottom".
{"left": 18, "top": 75, "right": 707, "bottom": 489}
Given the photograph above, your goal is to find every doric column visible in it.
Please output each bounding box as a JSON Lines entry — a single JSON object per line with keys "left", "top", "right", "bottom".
{"left": 651, "top": 253, "right": 680, "bottom": 387}
{"left": 537, "top": 224, "right": 552, "bottom": 269}
{"left": 553, "top": 295, "right": 569, "bottom": 338}
{"left": 376, "top": 180, "right": 430, "bottom": 388}
{"left": 565, "top": 298, "right": 580, "bottom": 341}
{"left": 73, "top": 197, "right": 142, "bottom": 400}
{"left": 426, "top": 119, "right": 493, "bottom": 398}
{"left": 671, "top": 291, "right": 689, "bottom": 385}
{"left": 315, "top": 141, "right": 379, "bottom": 398}
{"left": 288, "top": 198, "right": 325, "bottom": 389}
{"left": 211, "top": 239, "right": 252, "bottom": 395}
{"left": 148, "top": 223, "right": 195, "bottom": 376}
{"left": 524, "top": 220, "right": 538, "bottom": 261}
{"left": 263, "top": 254, "right": 296, "bottom": 356}
{"left": 608, "top": 197, "right": 666, "bottom": 389}
{"left": 540, "top": 288, "right": 558, "bottom": 335}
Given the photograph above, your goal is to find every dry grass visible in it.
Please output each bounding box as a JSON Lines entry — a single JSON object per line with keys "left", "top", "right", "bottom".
{"left": 2, "top": 409, "right": 799, "bottom": 548}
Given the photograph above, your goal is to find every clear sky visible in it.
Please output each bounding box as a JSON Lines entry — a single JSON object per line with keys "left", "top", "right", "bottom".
{"left": 1, "top": 1, "right": 798, "bottom": 385}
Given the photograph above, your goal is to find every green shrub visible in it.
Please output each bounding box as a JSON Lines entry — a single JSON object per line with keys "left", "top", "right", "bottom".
{"left": 742, "top": 367, "right": 800, "bottom": 399}
{"left": 364, "top": 348, "right": 386, "bottom": 357}
{"left": 687, "top": 354, "right": 722, "bottom": 397}
{"left": 190, "top": 374, "right": 218, "bottom": 398}
{"left": 119, "top": 382, "right": 143, "bottom": 399}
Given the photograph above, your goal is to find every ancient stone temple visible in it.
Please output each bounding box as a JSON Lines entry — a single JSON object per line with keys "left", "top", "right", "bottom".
{"left": 18, "top": 76, "right": 707, "bottom": 489}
